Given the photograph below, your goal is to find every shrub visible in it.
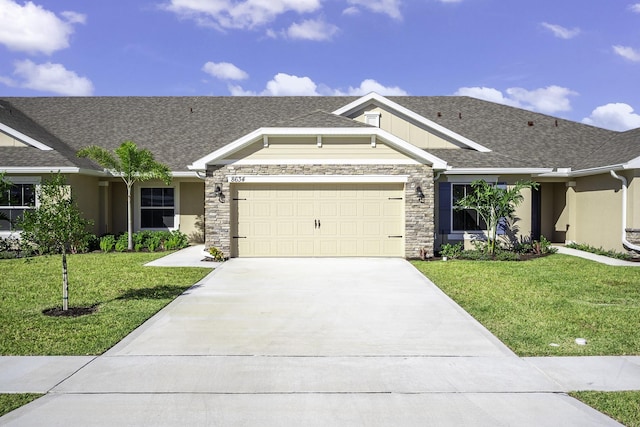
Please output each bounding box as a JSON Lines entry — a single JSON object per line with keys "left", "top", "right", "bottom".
{"left": 208, "top": 247, "right": 225, "bottom": 261}
{"left": 566, "top": 242, "right": 631, "bottom": 260}
{"left": 539, "top": 235, "right": 557, "bottom": 254}
{"left": 440, "top": 242, "right": 463, "bottom": 259}
{"left": 164, "top": 230, "right": 189, "bottom": 250}
{"left": 115, "top": 234, "right": 129, "bottom": 252}
{"left": 99, "top": 235, "right": 116, "bottom": 253}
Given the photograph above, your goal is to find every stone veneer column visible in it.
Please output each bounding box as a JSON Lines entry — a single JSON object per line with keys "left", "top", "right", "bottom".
{"left": 205, "top": 164, "right": 435, "bottom": 259}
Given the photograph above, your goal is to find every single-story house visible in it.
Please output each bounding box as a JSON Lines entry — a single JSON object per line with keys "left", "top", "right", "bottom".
{"left": 1, "top": 92, "right": 640, "bottom": 258}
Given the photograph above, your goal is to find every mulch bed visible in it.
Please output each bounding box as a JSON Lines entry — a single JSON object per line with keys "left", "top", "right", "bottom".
{"left": 42, "top": 304, "right": 99, "bottom": 317}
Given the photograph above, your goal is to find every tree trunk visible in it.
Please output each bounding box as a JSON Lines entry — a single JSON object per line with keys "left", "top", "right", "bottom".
{"left": 62, "top": 249, "right": 69, "bottom": 311}
{"left": 127, "top": 183, "right": 133, "bottom": 251}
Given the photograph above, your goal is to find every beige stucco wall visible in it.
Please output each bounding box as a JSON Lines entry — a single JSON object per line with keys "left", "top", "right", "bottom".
{"left": 179, "top": 181, "right": 205, "bottom": 242}
{"left": 570, "top": 173, "right": 623, "bottom": 251}
{"left": 350, "top": 106, "right": 461, "bottom": 149}
{"left": 67, "top": 174, "right": 101, "bottom": 235}
{"left": 227, "top": 136, "right": 407, "bottom": 161}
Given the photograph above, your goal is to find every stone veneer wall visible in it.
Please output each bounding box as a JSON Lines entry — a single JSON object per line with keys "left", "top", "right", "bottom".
{"left": 205, "top": 164, "right": 434, "bottom": 259}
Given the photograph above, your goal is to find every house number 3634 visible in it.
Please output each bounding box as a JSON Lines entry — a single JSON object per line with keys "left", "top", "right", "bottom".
{"left": 229, "top": 176, "right": 246, "bottom": 183}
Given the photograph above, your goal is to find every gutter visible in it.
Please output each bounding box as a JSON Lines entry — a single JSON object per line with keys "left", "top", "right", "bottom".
{"left": 609, "top": 170, "right": 640, "bottom": 252}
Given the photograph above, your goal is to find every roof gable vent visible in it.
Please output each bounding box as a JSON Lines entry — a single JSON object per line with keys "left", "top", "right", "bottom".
{"left": 364, "top": 111, "right": 381, "bottom": 127}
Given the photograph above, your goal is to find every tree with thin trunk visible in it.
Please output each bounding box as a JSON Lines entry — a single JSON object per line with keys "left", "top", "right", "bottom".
{"left": 455, "top": 179, "right": 539, "bottom": 255}
{"left": 78, "top": 141, "right": 172, "bottom": 251}
{"left": 19, "top": 173, "right": 93, "bottom": 311}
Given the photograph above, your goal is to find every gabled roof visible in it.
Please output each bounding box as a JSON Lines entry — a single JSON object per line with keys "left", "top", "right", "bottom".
{"left": 0, "top": 94, "right": 637, "bottom": 175}
{"left": 0, "top": 100, "right": 97, "bottom": 171}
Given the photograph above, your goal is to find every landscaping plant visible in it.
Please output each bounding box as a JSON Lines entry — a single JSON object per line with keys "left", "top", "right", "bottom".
{"left": 454, "top": 179, "right": 538, "bottom": 255}
{"left": 19, "top": 173, "right": 93, "bottom": 311}
{"left": 78, "top": 141, "right": 172, "bottom": 251}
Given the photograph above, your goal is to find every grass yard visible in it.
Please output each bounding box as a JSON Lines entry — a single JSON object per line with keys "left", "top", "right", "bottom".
{"left": 571, "top": 391, "right": 640, "bottom": 427}
{"left": 0, "top": 252, "right": 211, "bottom": 355}
{"left": 412, "top": 254, "right": 640, "bottom": 356}
{"left": 0, "top": 394, "right": 41, "bottom": 417}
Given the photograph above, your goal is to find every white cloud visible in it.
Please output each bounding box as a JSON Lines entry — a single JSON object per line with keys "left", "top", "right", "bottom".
{"left": 0, "top": 0, "right": 85, "bottom": 55}
{"left": 541, "top": 22, "right": 580, "bottom": 39}
{"left": 335, "top": 79, "right": 408, "bottom": 96}
{"left": 506, "top": 86, "right": 577, "bottom": 114}
{"left": 8, "top": 60, "right": 94, "bottom": 96}
{"left": 342, "top": 6, "right": 360, "bottom": 15}
{"left": 630, "top": 3, "right": 640, "bottom": 13}
{"left": 613, "top": 45, "right": 640, "bottom": 62}
{"left": 347, "top": 0, "right": 402, "bottom": 20}
{"left": 582, "top": 103, "right": 640, "bottom": 131}
{"left": 454, "top": 87, "right": 520, "bottom": 107}
{"left": 228, "top": 74, "right": 408, "bottom": 97}
{"left": 263, "top": 73, "right": 320, "bottom": 96}
{"left": 164, "top": 0, "right": 321, "bottom": 30}
{"left": 455, "top": 85, "right": 577, "bottom": 115}
{"left": 286, "top": 18, "right": 339, "bottom": 41}
{"left": 202, "top": 61, "right": 248, "bottom": 80}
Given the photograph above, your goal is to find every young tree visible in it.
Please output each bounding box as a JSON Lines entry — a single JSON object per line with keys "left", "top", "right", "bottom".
{"left": 78, "top": 141, "right": 172, "bottom": 251}
{"left": 455, "top": 179, "right": 539, "bottom": 255}
{"left": 19, "top": 173, "right": 93, "bottom": 311}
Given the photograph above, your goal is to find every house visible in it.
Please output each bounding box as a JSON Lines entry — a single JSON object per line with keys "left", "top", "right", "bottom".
{"left": 1, "top": 92, "right": 640, "bottom": 258}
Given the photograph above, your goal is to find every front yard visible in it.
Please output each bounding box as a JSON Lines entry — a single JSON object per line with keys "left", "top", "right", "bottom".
{"left": 412, "top": 254, "right": 640, "bottom": 356}
{"left": 413, "top": 254, "right": 640, "bottom": 426}
{"left": 0, "top": 252, "right": 210, "bottom": 355}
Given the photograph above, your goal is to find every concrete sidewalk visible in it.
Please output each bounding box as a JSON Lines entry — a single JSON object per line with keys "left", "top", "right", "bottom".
{"left": 554, "top": 245, "right": 640, "bottom": 266}
{"left": 0, "top": 257, "right": 631, "bottom": 426}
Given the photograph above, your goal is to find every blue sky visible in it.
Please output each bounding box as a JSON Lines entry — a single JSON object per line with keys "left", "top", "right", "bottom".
{"left": 1, "top": 0, "right": 640, "bottom": 131}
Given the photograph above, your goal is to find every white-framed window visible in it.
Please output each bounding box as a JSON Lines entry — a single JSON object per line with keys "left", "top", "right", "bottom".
{"left": 0, "top": 178, "right": 38, "bottom": 232}
{"left": 451, "top": 183, "right": 487, "bottom": 232}
{"left": 140, "top": 187, "right": 175, "bottom": 229}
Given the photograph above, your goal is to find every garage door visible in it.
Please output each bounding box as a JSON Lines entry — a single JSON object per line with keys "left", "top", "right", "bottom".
{"left": 232, "top": 183, "right": 404, "bottom": 257}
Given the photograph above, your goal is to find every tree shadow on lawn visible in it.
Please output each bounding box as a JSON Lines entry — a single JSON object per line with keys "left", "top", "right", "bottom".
{"left": 41, "top": 284, "right": 203, "bottom": 318}
{"left": 116, "top": 284, "right": 193, "bottom": 301}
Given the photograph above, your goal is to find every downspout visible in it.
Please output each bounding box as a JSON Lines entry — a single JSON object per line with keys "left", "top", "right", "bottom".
{"left": 609, "top": 170, "right": 640, "bottom": 251}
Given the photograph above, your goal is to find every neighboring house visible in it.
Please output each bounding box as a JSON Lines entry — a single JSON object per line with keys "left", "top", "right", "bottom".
{"left": 1, "top": 92, "right": 640, "bottom": 258}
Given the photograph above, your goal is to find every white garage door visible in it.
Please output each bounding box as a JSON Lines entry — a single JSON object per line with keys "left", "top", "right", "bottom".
{"left": 232, "top": 183, "right": 404, "bottom": 257}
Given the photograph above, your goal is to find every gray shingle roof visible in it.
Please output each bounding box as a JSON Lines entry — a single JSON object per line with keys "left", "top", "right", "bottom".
{"left": 1, "top": 95, "right": 637, "bottom": 172}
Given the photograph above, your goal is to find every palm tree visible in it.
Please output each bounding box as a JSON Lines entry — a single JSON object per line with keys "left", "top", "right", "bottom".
{"left": 78, "top": 141, "right": 172, "bottom": 250}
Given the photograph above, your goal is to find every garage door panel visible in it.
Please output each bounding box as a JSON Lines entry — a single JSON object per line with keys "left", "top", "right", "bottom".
{"left": 233, "top": 183, "right": 404, "bottom": 257}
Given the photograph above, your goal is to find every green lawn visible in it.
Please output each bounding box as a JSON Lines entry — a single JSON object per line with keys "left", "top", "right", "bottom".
{"left": 412, "top": 254, "right": 640, "bottom": 356}
{"left": 0, "top": 252, "right": 211, "bottom": 355}
{"left": 571, "top": 391, "right": 640, "bottom": 427}
{"left": 0, "top": 394, "right": 41, "bottom": 418}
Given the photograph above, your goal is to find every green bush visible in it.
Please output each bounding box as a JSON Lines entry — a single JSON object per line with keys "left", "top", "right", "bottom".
{"left": 439, "top": 242, "right": 463, "bottom": 259}
{"left": 99, "top": 235, "right": 116, "bottom": 253}
{"left": 208, "top": 247, "right": 225, "bottom": 261}
{"left": 115, "top": 234, "right": 129, "bottom": 252}
{"left": 566, "top": 242, "right": 631, "bottom": 260}
{"left": 164, "top": 230, "right": 189, "bottom": 250}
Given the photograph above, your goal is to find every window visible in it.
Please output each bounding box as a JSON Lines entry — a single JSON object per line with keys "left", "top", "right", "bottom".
{"left": 140, "top": 188, "right": 174, "bottom": 229}
{"left": 0, "top": 183, "right": 36, "bottom": 231}
{"left": 452, "top": 184, "right": 487, "bottom": 232}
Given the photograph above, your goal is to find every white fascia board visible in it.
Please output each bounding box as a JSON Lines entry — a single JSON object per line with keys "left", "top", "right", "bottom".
{"left": 445, "top": 168, "right": 554, "bottom": 175}
{"left": 0, "top": 122, "right": 53, "bottom": 151}
{"left": 188, "top": 126, "right": 449, "bottom": 170}
{"left": 565, "top": 164, "right": 628, "bottom": 178}
{"left": 171, "top": 171, "right": 201, "bottom": 178}
{"left": 224, "top": 159, "right": 419, "bottom": 165}
{"left": 0, "top": 167, "right": 113, "bottom": 177}
{"left": 624, "top": 155, "right": 640, "bottom": 169}
{"left": 226, "top": 175, "right": 409, "bottom": 184}
{"left": 331, "top": 92, "right": 492, "bottom": 153}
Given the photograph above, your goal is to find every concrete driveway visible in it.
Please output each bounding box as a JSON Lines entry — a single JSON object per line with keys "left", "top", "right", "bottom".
{"left": 1, "top": 258, "right": 620, "bottom": 426}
